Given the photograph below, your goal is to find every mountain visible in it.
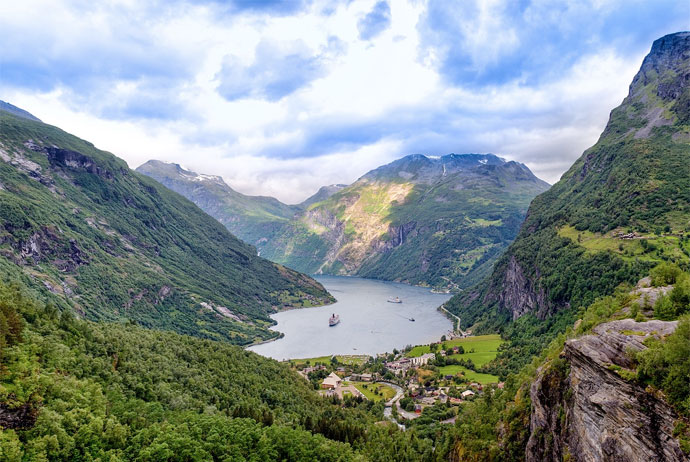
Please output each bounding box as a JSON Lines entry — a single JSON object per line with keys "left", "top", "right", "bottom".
{"left": 447, "top": 32, "right": 690, "bottom": 331}
{"left": 136, "top": 160, "right": 300, "bottom": 246}
{"left": 0, "top": 107, "right": 334, "bottom": 345}
{"left": 141, "top": 154, "right": 549, "bottom": 291}
{"left": 261, "top": 153, "right": 550, "bottom": 291}
{"left": 299, "top": 183, "right": 347, "bottom": 209}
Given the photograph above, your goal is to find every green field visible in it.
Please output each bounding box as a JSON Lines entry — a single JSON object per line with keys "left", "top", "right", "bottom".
{"left": 406, "top": 335, "right": 503, "bottom": 385}
{"left": 437, "top": 366, "right": 499, "bottom": 384}
{"left": 289, "top": 355, "right": 369, "bottom": 366}
{"left": 350, "top": 382, "right": 397, "bottom": 402}
{"left": 558, "top": 225, "right": 690, "bottom": 264}
{"left": 407, "top": 334, "right": 503, "bottom": 359}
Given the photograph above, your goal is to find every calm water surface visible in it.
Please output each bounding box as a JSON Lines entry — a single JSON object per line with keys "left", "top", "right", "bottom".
{"left": 248, "top": 276, "right": 452, "bottom": 360}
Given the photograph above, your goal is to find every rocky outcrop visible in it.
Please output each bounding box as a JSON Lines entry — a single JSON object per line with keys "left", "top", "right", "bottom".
{"left": 526, "top": 319, "right": 687, "bottom": 462}
{"left": 491, "top": 256, "right": 550, "bottom": 320}
{"left": 0, "top": 402, "right": 38, "bottom": 430}
{"left": 44, "top": 147, "right": 114, "bottom": 180}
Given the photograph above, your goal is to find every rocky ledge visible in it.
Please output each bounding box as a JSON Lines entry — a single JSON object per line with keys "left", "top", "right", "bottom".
{"left": 526, "top": 319, "right": 688, "bottom": 462}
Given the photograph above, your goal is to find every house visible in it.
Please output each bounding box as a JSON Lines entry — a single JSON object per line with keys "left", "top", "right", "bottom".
{"left": 350, "top": 373, "right": 373, "bottom": 382}
{"left": 438, "top": 393, "right": 448, "bottom": 404}
{"left": 461, "top": 390, "right": 475, "bottom": 398}
{"left": 321, "top": 372, "right": 342, "bottom": 389}
{"left": 422, "top": 397, "right": 436, "bottom": 405}
{"left": 410, "top": 353, "right": 435, "bottom": 366}
{"left": 449, "top": 397, "right": 463, "bottom": 405}
{"left": 414, "top": 404, "right": 422, "bottom": 414}
{"left": 303, "top": 365, "right": 326, "bottom": 375}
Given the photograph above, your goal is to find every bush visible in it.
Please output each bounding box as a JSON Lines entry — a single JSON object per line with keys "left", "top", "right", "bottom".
{"left": 636, "top": 316, "right": 690, "bottom": 417}
{"left": 651, "top": 262, "right": 683, "bottom": 286}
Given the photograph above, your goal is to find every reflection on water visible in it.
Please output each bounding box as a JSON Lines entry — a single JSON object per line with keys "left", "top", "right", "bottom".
{"left": 248, "top": 276, "right": 452, "bottom": 360}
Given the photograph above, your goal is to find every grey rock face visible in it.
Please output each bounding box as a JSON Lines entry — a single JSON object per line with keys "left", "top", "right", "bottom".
{"left": 526, "top": 319, "right": 687, "bottom": 462}
{"left": 631, "top": 32, "right": 690, "bottom": 99}
{"left": 495, "top": 256, "right": 549, "bottom": 320}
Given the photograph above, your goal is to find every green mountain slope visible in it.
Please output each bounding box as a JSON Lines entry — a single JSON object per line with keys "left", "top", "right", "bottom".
{"left": 446, "top": 32, "right": 690, "bottom": 333}
{"left": 262, "top": 154, "right": 550, "bottom": 291}
{"left": 0, "top": 108, "right": 333, "bottom": 345}
{"left": 298, "top": 184, "right": 348, "bottom": 209}
{"left": 137, "top": 160, "right": 301, "bottom": 246}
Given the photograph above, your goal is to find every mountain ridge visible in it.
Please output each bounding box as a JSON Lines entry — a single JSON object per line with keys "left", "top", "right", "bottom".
{"left": 0, "top": 108, "right": 334, "bottom": 345}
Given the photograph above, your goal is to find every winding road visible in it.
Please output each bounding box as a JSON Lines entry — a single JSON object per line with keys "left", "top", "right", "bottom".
{"left": 378, "top": 381, "right": 419, "bottom": 425}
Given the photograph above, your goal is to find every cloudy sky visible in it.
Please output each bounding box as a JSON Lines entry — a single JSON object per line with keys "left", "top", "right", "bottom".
{"left": 1, "top": 0, "right": 687, "bottom": 203}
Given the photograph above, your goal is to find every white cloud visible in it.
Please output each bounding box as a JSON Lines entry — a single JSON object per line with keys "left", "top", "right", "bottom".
{"left": 1, "top": 0, "right": 685, "bottom": 203}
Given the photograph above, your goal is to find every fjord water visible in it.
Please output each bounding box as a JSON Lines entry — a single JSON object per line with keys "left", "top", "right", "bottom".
{"left": 249, "top": 276, "right": 453, "bottom": 360}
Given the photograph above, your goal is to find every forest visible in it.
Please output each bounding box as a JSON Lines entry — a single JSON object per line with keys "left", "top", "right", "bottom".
{"left": 0, "top": 276, "right": 456, "bottom": 461}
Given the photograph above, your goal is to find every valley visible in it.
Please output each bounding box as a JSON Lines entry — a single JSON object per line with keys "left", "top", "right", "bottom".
{"left": 0, "top": 20, "right": 688, "bottom": 462}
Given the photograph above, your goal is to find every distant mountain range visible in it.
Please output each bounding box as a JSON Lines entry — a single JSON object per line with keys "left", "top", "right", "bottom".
{"left": 0, "top": 104, "right": 334, "bottom": 345}
{"left": 139, "top": 153, "right": 549, "bottom": 291}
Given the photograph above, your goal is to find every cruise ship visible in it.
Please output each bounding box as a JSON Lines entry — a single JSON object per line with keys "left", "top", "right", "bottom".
{"left": 328, "top": 313, "right": 340, "bottom": 326}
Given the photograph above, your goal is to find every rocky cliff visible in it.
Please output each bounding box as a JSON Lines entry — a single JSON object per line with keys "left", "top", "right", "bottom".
{"left": 526, "top": 319, "right": 687, "bottom": 462}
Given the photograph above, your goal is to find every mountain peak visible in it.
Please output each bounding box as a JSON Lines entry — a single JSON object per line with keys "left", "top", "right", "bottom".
{"left": 137, "top": 160, "right": 226, "bottom": 186}
{"left": 361, "top": 153, "right": 542, "bottom": 185}
{"left": 629, "top": 31, "right": 690, "bottom": 99}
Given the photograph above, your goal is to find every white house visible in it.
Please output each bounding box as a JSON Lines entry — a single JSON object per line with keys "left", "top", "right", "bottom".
{"left": 410, "top": 353, "right": 435, "bottom": 366}
{"left": 461, "top": 390, "right": 476, "bottom": 398}
{"left": 321, "top": 372, "right": 342, "bottom": 389}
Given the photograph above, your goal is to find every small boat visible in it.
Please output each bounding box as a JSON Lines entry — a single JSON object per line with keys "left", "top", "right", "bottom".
{"left": 409, "top": 318, "right": 415, "bottom": 322}
{"left": 387, "top": 297, "right": 402, "bottom": 304}
{"left": 329, "top": 313, "right": 340, "bottom": 326}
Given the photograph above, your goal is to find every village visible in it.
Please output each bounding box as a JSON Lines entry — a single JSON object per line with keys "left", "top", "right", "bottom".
{"left": 289, "top": 333, "right": 504, "bottom": 426}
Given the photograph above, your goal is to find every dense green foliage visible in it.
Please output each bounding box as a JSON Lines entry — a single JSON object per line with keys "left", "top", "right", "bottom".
{"left": 0, "top": 279, "right": 451, "bottom": 461}
{"left": 0, "top": 111, "right": 333, "bottom": 345}
{"left": 636, "top": 316, "right": 690, "bottom": 418}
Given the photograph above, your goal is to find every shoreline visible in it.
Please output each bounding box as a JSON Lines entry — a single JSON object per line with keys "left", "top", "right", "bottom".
{"left": 246, "top": 296, "right": 339, "bottom": 349}
{"left": 245, "top": 333, "right": 283, "bottom": 349}
{"left": 313, "top": 273, "right": 460, "bottom": 295}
